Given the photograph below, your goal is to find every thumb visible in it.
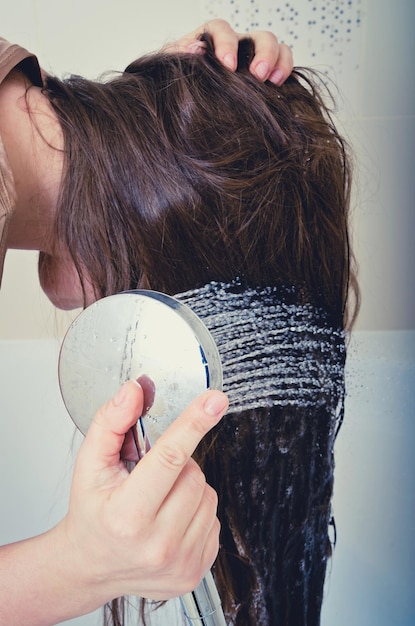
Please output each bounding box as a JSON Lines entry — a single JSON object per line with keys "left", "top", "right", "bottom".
{"left": 77, "top": 380, "right": 144, "bottom": 473}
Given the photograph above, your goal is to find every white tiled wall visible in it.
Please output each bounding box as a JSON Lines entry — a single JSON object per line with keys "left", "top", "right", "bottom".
{"left": 0, "top": 0, "right": 413, "bottom": 336}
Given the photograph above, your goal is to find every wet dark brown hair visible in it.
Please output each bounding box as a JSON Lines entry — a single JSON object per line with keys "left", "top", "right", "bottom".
{"left": 43, "top": 35, "right": 359, "bottom": 625}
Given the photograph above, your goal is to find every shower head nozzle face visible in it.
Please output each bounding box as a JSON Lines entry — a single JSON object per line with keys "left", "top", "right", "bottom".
{"left": 58, "top": 290, "right": 223, "bottom": 446}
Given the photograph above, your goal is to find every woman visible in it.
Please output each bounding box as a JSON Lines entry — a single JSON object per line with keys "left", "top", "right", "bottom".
{"left": 0, "top": 22, "right": 292, "bottom": 626}
{"left": 31, "top": 34, "right": 358, "bottom": 625}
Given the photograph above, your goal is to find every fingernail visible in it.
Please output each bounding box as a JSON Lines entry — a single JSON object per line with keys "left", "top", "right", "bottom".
{"left": 204, "top": 392, "right": 228, "bottom": 417}
{"left": 254, "top": 61, "right": 270, "bottom": 81}
{"left": 113, "top": 380, "right": 140, "bottom": 406}
{"left": 268, "top": 68, "right": 285, "bottom": 85}
{"left": 223, "top": 53, "right": 236, "bottom": 71}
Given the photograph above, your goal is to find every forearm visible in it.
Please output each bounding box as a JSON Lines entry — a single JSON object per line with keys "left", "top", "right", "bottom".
{"left": 0, "top": 523, "right": 104, "bottom": 626}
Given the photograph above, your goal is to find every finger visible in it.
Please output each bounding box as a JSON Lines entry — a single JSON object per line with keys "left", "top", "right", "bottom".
{"left": 267, "top": 43, "right": 294, "bottom": 85}
{"left": 156, "top": 478, "right": 220, "bottom": 588}
{"left": 247, "top": 32, "right": 293, "bottom": 84}
{"left": 162, "top": 19, "right": 239, "bottom": 70}
{"left": 154, "top": 458, "right": 209, "bottom": 539}
{"left": 197, "top": 515, "right": 221, "bottom": 575}
{"left": 178, "top": 481, "right": 219, "bottom": 552}
{"left": 202, "top": 18, "right": 239, "bottom": 71}
{"left": 77, "top": 380, "right": 144, "bottom": 473}
{"left": 124, "top": 389, "right": 228, "bottom": 517}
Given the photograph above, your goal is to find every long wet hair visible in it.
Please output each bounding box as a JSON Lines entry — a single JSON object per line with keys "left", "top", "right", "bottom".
{"left": 43, "top": 35, "right": 359, "bottom": 625}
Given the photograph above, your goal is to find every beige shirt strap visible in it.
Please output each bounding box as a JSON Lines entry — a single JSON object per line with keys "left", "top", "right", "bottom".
{"left": 0, "top": 37, "right": 42, "bottom": 286}
{"left": 0, "top": 36, "right": 42, "bottom": 85}
{"left": 0, "top": 138, "right": 17, "bottom": 285}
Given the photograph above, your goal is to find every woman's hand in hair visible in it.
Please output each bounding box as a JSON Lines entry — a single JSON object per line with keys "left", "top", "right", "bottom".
{"left": 164, "top": 18, "right": 293, "bottom": 85}
{"left": 59, "top": 380, "right": 228, "bottom": 606}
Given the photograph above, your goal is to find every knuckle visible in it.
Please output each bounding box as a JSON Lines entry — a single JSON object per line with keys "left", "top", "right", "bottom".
{"left": 104, "top": 510, "right": 137, "bottom": 542}
{"left": 178, "top": 557, "right": 207, "bottom": 593}
{"left": 186, "top": 460, "right": 207, "bottom": 488}
{"left": 156, "top": 441, "right": 188, "bottom": 470}
{"left": 150, "top": 540, "right": 177, "bottom": 571}
{"left": 204, "top": 483, "right": 218, "bottom": 510}
{"left": 285, "top": 44, "right": 294, "bottom": 64}
{"left": 269, "top": 31, "right": 279, "bottom": 45}
{"left": 206, "top": 18, "right": 228, "bottom": 28}
{"left": 251, "top": 30, "right": 279, "bottom": 45}
{"left": 209, "top": 524, "right": 221, "bottom": 557}
{"left": 187, "top": 412, "right": 209, "bottom": 438}
{"left": 173, "top": 572, "right": 200, "bottom": 596}
{"left": 187, "top": 568, "right": 205, "bottom": 592}
{"left": 208, "top": 520, "right": 221, "bottom": 557}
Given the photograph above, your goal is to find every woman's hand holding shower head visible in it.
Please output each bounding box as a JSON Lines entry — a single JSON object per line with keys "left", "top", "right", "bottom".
{"left": 59, "top": 380, "right": 228, "bottom": 609}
